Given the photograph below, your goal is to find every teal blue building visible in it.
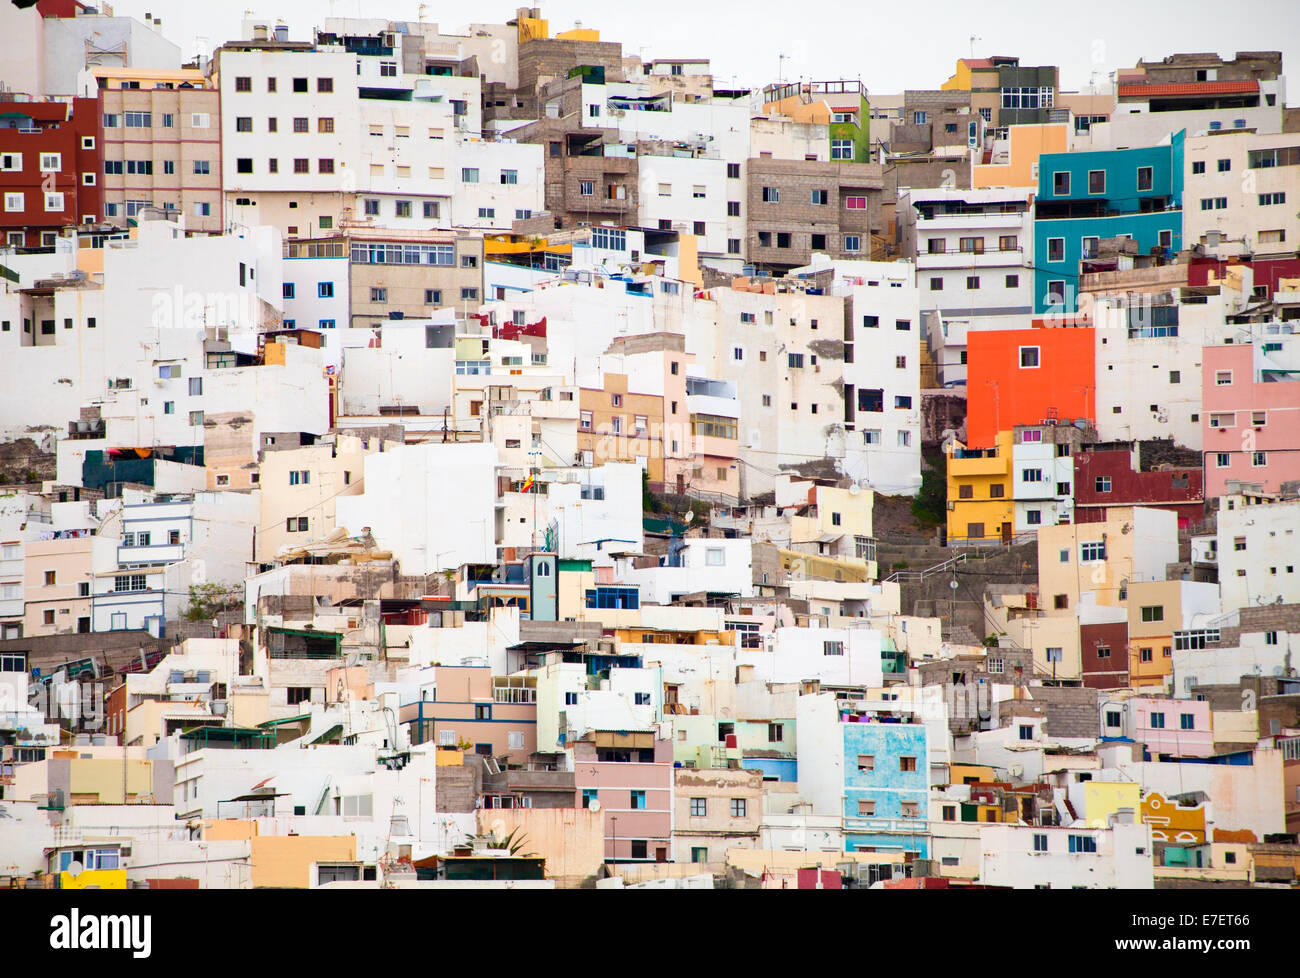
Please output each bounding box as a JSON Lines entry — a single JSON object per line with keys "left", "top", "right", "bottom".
{"left": 1032, "top": 131, "right": 1185, "bottom": 313}
{"left": 841, "top": 721, "right": 930, "bottom": 857}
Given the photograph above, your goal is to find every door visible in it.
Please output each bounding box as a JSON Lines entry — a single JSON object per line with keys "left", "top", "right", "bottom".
{"left": 1001, "top": 521, "right": 1012, "bottom": 545}
{"left": 676, "top": 473, "right": 685, "bottom": 494}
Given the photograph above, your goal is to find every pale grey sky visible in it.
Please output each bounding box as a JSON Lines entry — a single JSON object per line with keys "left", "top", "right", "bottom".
{"left": 116, "top": 0, "right": 1300, "bottom": 98}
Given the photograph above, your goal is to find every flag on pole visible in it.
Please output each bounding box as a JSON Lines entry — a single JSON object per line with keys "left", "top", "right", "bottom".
{"left": 521, "top": 472, "right": 535, "bottom": 493}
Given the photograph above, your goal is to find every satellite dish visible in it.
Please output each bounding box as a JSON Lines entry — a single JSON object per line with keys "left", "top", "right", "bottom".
{"left": 683, "top": 511, "right": 694, "bottom": 524}
{"left": 949, "top": 579, "right": 959, "bottom": 591}
{"left": 588, "top": 799, "right": 601, "bottom": 812}
{"left": 67, "top": 860, "right": 84, "bottom": 877}
{"left": 848, "top": 484, "right": 861, "bottom": 496}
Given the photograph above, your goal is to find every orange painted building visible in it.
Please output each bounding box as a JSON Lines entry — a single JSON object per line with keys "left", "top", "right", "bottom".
{"left": 965, "top": 327, "right": 1095, "bottom": 449}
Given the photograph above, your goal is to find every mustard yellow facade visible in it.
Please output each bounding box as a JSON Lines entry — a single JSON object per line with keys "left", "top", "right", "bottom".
{"left": 946, "top": 430, "right": 1014, "bottom": 544}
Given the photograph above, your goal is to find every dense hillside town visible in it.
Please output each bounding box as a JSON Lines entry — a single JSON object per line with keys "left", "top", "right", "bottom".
{"left": 2, "top": 1, "right": 1299, "bottom": 892}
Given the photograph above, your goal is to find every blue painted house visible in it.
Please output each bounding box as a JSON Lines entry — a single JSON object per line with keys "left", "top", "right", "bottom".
{"left": 841, "top": 720, "right": 930, "bottom": 857}
{"left": 1032, "top": 131, "right": 1185, "bottom": 313}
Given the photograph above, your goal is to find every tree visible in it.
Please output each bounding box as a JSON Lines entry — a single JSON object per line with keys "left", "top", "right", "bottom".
{"left": 184, "top": 582, "right": 241, "bottom": 621}
{"left": 911, "top": 456, "right": 947, "bottom": 527}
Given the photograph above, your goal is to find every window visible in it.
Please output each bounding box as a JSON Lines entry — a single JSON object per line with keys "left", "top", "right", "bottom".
{"left": 730, "top": 798, "right": 747, "bottom": 818}
{"left": 370, "top": 287, "right": 387, "bottom": 303}
{"left": 235, "top": 76, "right": 252, "bottom": 92}
{"left": 1052, "top": 172, "right": 1070, "bottom": 195}
{"left": 1087, "top": 170, "right": 1106, "bottom": 194}
{"left": 1046, "top": 237, "right": 1065, "bottom": 263}
{"left": 113, "top": 574, "right": 147, "bottom": 592}
{"left": 823, "top": 640, "right": 844, "bottom": 656}
{"left": 578, "top": 179, "right": 594, "bottom": 197}
{"left": 966, "top": 275, "right": 980, "bottom": 289}
{"left": 899, "top": 756, "right": 917, "bottom": 772}
{"left": 843, "top": 235, "right": 861, "bottom": 252}
{"left": 913, "top": 111, "right": 927, "bottom": 124}
{"left": 1248, "top": 146, "right": 1300, "bottom": 169}
{"left": 857, "top": 754, "right": 874, "bottom": 772}
{"left": 1033, "top": 833, "right": 1048, "bottom": 852}
{"left": 810, "top": 189, "right": 828, "bottom": 205}
{"left": 1068, "top": 835, "right": 1097, "bottom": 854}
{"left": 1094, "top": 476, "right": 1111, "bottom": 493}
{"left": 858, "top": 800, "right": 876, "bottom": 817}
{"left": 690, "top": 797, "right": 707, "bottom": 817}
{"left": 831, "top": 139, "right": 853, "bottom": 159}
{"left": 930, "top": 277, "right": 944, "bottom": 291}
{"left": 1019, "top": 724, "right": 1034, "bottom": 741}
{"left": 1020, "top": 346, "right": 1040, "bottom": 368}
{"left": 1080, "top": 541, "right": 1106, "bottom": 562}
{"left": 629, "top": 790, "right": 647, "bottom": 810}
{"left": 1149, "top": 711, "right": 1165, "bottom": 728}
{"left": 844, "top": 195, "right": 867, "bottom": 210}
{"left": 762, "top": 186, "right": 779, "bottom": 203}
{"left": 1136, "top": 166, "right": 1153, "bottom": 191}
{"left": 1140, "top": 605, "right": 1164, "bottom": 623}
{"left": 1252, "top": 451, "right": 1267, "bottom": 467}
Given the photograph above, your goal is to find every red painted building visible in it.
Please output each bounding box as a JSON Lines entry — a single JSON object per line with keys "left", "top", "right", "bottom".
{"left": 1073, "top": 445, "right": 1204, "bottom": 528}
{"left": 1080, "top": 620, "right": 1129, "bottom": 689}
{"left": 0, "top": 96, "right": 102, "bottom": 248}
{"left": 1188, "top": 256, "right": 1300, "bottom": 299}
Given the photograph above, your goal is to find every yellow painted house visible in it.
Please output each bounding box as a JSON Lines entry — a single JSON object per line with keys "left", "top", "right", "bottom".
{"left": 946, "top": 430, "right": 1014, "bottom": 544}
{"left": 1076, "top": 781, "right": 1141, "bottom": 829}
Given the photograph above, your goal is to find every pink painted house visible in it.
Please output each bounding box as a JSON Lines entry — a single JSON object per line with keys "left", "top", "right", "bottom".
{"left": 1202, "top": 343, "right": 1300, "bottom": 499}
{"left": 573, "top": 732, "right": 673, "bottom": 862}
{"left": 1131, "top": 697, "right": 1213, "bottom": 759}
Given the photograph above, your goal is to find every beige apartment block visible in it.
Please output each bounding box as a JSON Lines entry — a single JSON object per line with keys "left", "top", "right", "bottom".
{"left": 96, "top": 67, "right": 222, "bottom": 234}
{"left": 255, "top": 431, "right": 400, "bottom": 562}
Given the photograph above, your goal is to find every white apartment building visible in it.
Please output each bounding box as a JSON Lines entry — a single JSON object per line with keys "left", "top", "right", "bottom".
{"left": 449, "top": 137, "right": 546, "bottom": 232}
{"left": 1216, "top": 491, "right": 1300, "bottom": 612}
{"left": 794, "top": 256, "right": 923, "bottom": 495}
{"left": 334, "top": 441, "right": 499, "bottom": 574}
{"left": 614, "top": 538, "right": 753, "bottom": 603}
{"left": 0, "top": 220, "right": 288, "bottom": 446}
{"left": 1184, "top": 130, "right": 1300, "bottom": 258}
{"left": 1092, "top": 286, "right": 1242, "bottom": 450}
{"left": 1011, "top": 427, "right": 1075, "bottom": 531}
{"left": 898, "top": 187, "right": 1035, "bottom": 385}
{"left": 92, "top": 491, "right": 259, "bottom": 633}
{"left": 979, "top": 819, "right": 1155, "bottom": 888}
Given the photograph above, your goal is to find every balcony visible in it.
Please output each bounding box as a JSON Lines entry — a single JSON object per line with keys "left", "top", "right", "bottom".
{"left": 950, "top": 452, "right": 1006, "bottom": 476}
{"left": 843, "top": 815, "right": 927, "bottom": 835}
{"left": 117, "top": 542, "right": 184, "bottom": 564}
{"left": 917, "top": 211, "right": 1026, "bottom": 232}
{"left": 916, "top": 248, "right": 1023, "bottom": 271}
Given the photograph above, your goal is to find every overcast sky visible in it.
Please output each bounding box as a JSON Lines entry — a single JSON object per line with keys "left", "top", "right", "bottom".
{"left": 115, "top": 0, "right": 1300, "bottom": 97}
